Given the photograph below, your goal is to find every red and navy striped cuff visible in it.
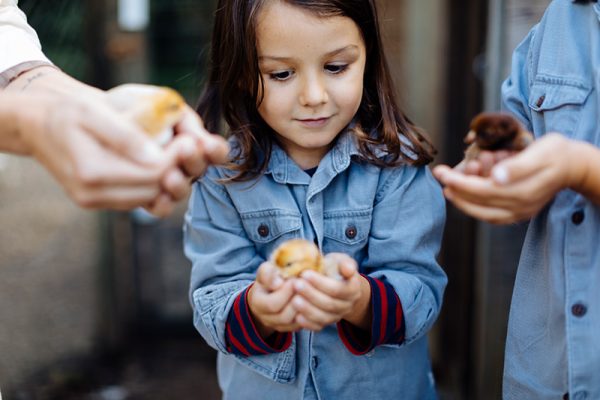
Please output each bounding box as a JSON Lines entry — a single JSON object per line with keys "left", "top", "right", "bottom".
{"left": 225, "top": 284, "right": 293, "bottom": 356}
{"left": 337, "top": 275, "right": 405, "bottom": 355}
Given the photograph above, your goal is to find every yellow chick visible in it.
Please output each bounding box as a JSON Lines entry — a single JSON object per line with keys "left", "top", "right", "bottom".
{"left": 106, "top": 84, "right": 187, "bottom": 145}
{"left": 270, "top": 239, "right": 341, "bottom": 279}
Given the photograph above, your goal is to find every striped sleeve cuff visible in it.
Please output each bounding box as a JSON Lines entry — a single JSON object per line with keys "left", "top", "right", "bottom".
{"left": 225, "top": 284, "right": 292, "bottom": 356}
{"left": 337, "top": 275, "right": 405, "bottom": 355}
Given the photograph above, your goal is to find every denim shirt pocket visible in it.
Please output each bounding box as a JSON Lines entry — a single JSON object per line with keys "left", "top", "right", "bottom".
{"left": 322, "top": 209, "right": 372, "bottom": 257}
{"left": 241, "top": 209, "right": 303, "bottom": 258}
{"left": 528, "top": 78, "right": 591, "bottom": 138}
{"left": 233, "top": 341, "right": 297, "bottom": 384}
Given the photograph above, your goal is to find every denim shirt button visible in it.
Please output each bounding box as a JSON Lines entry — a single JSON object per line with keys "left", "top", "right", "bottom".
{"left": 536, "top": 95, "right": 546, "bottom": 107}
{"left": 311, "top": 356, "right": 319, "bottom": 369}
{"left": 563, "top": 393, "right": 569, "bottom": 400}
{"left": 345, "top": 226, "right": 357, "bottom": 239}
{"left": 571, "top": 303, "right": 587, "bottom": 317}
{"left": 257, "top": 224, "right": 270, "bottom": 237}
{"left": 571, "top": 210, "right": 585, "bottom": 225}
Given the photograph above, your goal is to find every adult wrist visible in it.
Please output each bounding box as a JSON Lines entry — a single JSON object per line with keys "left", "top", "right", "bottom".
{"left": 566, "top": 139, "right": 592, "bottom": 194}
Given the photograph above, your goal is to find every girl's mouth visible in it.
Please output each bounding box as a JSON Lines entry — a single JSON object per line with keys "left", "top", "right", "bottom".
{"left": 296, "top": 117, "right": 330, "bottom": 128}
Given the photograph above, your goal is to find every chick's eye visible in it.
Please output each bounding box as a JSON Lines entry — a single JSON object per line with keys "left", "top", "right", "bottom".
{"left": 269, "top": 70, "right": 293, "bottom": 81}
{"left": 325, "top": 64, "right": 348, "bottom": 74}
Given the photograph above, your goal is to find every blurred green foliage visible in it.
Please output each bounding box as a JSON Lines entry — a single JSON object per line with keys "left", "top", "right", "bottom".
{"left": 16, "top": 0, "right": 217, "bottom": 102}
{"left": 150, "top": 0, "right": 217, "bottom": 101}
{"left": 18, "top": 0, "right": 88, "bottom": 81}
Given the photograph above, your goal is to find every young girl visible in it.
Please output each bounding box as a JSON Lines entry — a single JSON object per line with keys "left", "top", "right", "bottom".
{"left": 184, "top": 1, "right": 447, "bottom": 398}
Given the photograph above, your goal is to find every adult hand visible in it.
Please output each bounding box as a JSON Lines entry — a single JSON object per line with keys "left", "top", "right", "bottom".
{"left": 247, "top": 261, "right": 300, "bottom": 338}
{"left": 143, "top": 105, "right": 229, "bottom": 216}
{"left": 5, "top": 67, "right": 229, "bottom": 214}
{"left": 433, "top": 134, "right": 579, "bottom": 224}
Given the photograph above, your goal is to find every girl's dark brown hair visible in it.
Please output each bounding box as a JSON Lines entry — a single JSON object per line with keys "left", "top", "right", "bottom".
{"left": 197, "top": 0, "right": 436, "bottom": 181}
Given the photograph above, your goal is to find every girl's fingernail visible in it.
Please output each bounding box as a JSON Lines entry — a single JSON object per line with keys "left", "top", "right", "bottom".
{"left": 273, "top": 276, "right": 283, "bottom": 287}
{"left": 294, "top": 280, "right": 305, "bottom": 291}
{"left": 492, "top": 166, "right": 509, "bottom": 184}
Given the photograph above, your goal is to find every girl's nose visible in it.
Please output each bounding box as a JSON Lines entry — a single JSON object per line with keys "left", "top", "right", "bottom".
{"left": 299, "top": 75, "right": 328, "bottom": 106}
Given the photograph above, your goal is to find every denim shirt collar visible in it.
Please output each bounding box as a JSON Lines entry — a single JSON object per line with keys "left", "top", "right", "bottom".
{"left": 572, "top": 0, "right": 600, "bottom": 19}
{"left": 265, "top": 127, "right": 361, "bottom": 185}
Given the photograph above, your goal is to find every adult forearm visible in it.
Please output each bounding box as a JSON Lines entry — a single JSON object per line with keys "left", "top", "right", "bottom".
{"left": 0, "top": 93, "right": 31, "bottom": 154}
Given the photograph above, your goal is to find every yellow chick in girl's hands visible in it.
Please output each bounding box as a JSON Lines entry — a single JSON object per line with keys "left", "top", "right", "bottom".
{"left": 106, "top": 84, "right": 187, "bottom": 145}
{"left": 270, "top": 239, "right": 341, "bottom": 279}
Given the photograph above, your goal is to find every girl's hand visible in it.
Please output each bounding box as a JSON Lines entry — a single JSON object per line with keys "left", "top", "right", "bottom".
{"left": 247, "top": 261, "right": 301, "bottom": 338}
{"left": 433, "top": 134, "right": 580, "bottom": 224}
{"left": 292, "top": 253, "right": 371, "bottom": 331}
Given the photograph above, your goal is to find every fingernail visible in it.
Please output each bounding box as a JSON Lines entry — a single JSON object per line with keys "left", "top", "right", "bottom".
{"left": 142, "top": 142, "right": 165, "bottom": 164}
{"left": 273, "top": 276, "right": 283, "bottom": 288}
{"left": 202, "top": 135, "right": 219, "bottom": 152}
{"left": 294, "top": 280, "right": 305, "bottom": 291}
{"left": 180, "top": 136, "right": 197, "bottom": 157}
{"left": 492, "top": 166, "right": 509, "bottom": 184}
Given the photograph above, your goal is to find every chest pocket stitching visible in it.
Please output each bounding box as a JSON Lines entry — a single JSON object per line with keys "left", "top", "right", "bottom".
{"left": 323, "top": 209, "right": 372, "bottom": 245}
{"left": 241, "top": 210, "right": 302, "bottom": 243}
{"left": 528, "top": 80, "right": 591, "bottom": 112}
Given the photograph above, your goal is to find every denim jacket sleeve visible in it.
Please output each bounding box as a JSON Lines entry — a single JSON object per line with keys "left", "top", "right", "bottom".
{"left": 501, "top": 26, "right": 537, "bottom": 131}
{"left": 183, "top": 167, "right": 297, "bottom": 383}
{"left": 362, "top": 165, "right": 447, "bottom": 345}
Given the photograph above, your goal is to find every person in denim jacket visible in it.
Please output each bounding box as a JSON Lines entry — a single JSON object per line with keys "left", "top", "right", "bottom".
{"left": 434, "top": 0, "right": 600, "bottom": 398}
{"left": 184, "top": 0, "right": 447, "bottom": 399}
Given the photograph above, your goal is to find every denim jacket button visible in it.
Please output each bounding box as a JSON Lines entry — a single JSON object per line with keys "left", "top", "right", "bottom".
{"left": 536, "top": 95, "right": 546, "bottom": 107}
{"left": 257, "top": 224, "right": 270, "bottom": 237}
{"left": 571, "top": 210, "right": 585, "bottom": 225}
{"left": 563, "top": 393, "right": 569, "bottom": 400}
{"left": 345, "top": 225, "right": 357, "bottom": 239}
{"left": 571, "top": 303, "right": 587, "bottom": 317}
{"left": 311, "top": 356, "right": 319, "bottom": 369}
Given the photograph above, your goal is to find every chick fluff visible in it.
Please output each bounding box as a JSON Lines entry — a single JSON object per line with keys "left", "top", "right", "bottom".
{"left": 270, "top": 239, "right": 340, "bottom": 279}
{"left": 464, "top": 112, "right": 534, "bottom": 160}
{"left": 106, "top": 84, "right": 186, "bottom": 145}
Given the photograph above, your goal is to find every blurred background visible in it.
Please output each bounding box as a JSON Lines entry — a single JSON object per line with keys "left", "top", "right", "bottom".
{"left": 0, "top": 0, "right": 551, "bottom": 399}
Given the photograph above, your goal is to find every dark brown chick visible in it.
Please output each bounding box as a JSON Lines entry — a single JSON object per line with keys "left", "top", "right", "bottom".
{"left": 464, "top": 112, "right": 534, "bottom": 160}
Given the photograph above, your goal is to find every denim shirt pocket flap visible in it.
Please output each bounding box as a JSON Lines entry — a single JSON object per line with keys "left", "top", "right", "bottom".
{"left": 234, "top": 338, "right": 297, "bottom": 383}
{"left": 529, "top": 80, "right": 591, "bottom": 112}
{"left": 323, "top": 209, "right": 372, "bottom": 245}
{"left": 241, "top": 210, "right": 302, "bottom": 243}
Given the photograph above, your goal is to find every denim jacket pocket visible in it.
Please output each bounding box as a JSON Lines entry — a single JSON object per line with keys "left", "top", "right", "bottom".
{"left": 233, "top": 340, "right": 297, "bottom": 384}
{"left": 528, "top": 78, "right": 591, "bottom": 138}
{"left": 241, "top": 209, "right": 302, "bottom": 243}
{"left": 322, "top": 209, "right": 372, "bottom": 255}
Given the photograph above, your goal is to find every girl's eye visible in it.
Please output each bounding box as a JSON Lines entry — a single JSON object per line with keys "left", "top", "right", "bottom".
{"left": 325, "top": 64, "right": 348, "bottom": 74}
{"left": 269, "top": 70, "right": 293, "bottom": 81}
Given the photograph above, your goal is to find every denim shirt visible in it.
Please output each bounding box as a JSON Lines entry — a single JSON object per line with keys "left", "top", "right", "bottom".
{"left": 501, "top": 1, "right": 600, "bottom": 398}
{"left": 184, "top": 130, "right": 447, "bottom": 400}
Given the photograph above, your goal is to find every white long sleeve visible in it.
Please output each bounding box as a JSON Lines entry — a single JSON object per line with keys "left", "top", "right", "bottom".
{"left": 0, "top": 0, "right": 51, "bottom": 86}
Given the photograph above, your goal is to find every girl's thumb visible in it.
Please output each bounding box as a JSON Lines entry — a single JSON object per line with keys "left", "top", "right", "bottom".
{"left": 338, "top": 259, "right": 357, "bottom": 279}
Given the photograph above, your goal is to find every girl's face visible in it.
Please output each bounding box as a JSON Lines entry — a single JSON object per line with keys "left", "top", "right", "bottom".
{"left": 256, "top": 1, "right": 366, "bottom": 169}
